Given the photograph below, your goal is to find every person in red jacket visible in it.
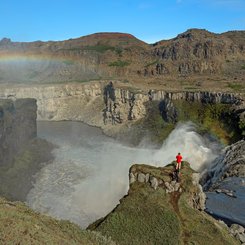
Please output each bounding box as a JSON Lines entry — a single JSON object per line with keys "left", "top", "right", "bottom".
{"left": 174, "top": 152, "right": 182, "bottom": 182}
{"left": 176, "top": 152, "right": 182, "bottom": 170}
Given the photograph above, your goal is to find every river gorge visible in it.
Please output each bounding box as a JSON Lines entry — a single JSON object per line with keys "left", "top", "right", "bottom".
{"left": 0, "top": 81, "right": 244, "bottom": 231}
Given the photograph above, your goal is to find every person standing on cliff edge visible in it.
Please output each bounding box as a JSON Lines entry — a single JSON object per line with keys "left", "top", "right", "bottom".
{"left": 174, "top": 152, "right": 182, "bottom": 182}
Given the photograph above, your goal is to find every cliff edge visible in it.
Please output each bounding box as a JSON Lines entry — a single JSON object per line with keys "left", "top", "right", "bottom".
{"left": 88, "top": 163, "right": 239, "bottom": 245}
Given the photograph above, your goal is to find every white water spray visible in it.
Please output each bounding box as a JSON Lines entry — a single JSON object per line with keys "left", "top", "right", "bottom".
{"left": 27, "top": 121, "right": 221, "bottom": 228}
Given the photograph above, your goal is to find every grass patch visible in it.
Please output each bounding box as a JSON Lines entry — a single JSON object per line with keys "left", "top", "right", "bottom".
{"left": 108, "top": 60, "right": 131, "bottom": 67}
{"left": 84, "top": 45, "right": 115, "bottom": 53}
{"left": 0, "top": 197, "right": 115, "bottom": 245}
{"left": 241, "top": 64, "right": 245, "bottom": 70}
{"left": 145, "top": 60, "right": 159, "bottom": 67}
{"left": 115, "top": 47, "right": 123, "bottom": 56}
{"left": 227, "top": 82, "right": 244, "bottom": 91}
{"left": 184, "top": 86, "right": 199, "bottom": 90}
{"left": 178, "top": 194, "right": 238, "bottom": 245}
{"left": 90, "top": 184, "right": 181, "bottom": 245}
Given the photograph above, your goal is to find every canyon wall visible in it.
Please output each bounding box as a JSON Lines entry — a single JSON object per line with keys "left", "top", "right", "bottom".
{"left": 0, "top": 98, "right": 37, "bottom": 166}
{"left": 0, "top": 82, "right": 243, "bottom": 134}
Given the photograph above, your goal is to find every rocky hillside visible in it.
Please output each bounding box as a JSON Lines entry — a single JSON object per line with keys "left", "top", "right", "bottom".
{"left": 88, "top": 163, "right": 239, "bottom": 245}
{"left": 0, "top": 29, "right": 245, "bottom": 86}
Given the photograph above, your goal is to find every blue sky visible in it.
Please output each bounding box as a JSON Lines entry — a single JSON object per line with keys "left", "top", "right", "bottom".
{"left": 0, "top": 0, "right": 245, "bottom": 43}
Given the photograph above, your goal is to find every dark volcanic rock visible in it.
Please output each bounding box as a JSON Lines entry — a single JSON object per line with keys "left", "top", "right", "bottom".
{"left": 0, "top": 99, "right": 37, "bottom": 167}
{"left": 203, "top": 140, "right": 245, "bottom": 228}
{"left": 202, "top": 140, "right": 245, "bottom": 190}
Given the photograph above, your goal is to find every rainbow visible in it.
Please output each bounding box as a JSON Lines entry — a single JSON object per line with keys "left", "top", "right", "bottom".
{"left": 0, "top": 53, "right": 75, "bottom": 63}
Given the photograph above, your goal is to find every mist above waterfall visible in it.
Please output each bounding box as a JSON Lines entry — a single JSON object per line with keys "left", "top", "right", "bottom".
{"left": 27, "top": 121, "right": 221, "bottom": 228}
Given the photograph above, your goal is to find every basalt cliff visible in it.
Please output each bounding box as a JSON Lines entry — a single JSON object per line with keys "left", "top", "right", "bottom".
{"left": 0, "top": 99, "right": 53, "bottom": 201}
{"left": 0, "top": 81, "right": 244, "bottom": 145}
{"left": 0, "top": 99, "right": 37, "bottom": 167}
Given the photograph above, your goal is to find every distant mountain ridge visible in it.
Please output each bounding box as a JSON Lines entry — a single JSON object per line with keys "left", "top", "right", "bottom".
{"left": 0, "top": 29, "right": 245, "bottom": 84}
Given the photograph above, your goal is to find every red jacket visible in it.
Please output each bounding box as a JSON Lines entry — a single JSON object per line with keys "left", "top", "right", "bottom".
{"left": 176, "top": 154, "right": 182, "bottom": 163}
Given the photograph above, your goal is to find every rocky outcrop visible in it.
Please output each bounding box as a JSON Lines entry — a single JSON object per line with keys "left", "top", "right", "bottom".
{"left": 192, "top": 173, "right": 206, "bottom": 211}
{"left": 0, "top": 99, "right": 37, "bottom": 167}
{"left": 203, "top": 141, "right": 245, "bottom": 229}
{"left": 202, "top": 140, "right": 245, "bottom": 190}
{"left": 229, "top": 224, "right": 245, "bottom": 244}
{"left": 148, "top": 29, "right": 245, "bottom": 76}
{"left": 90, "top": 162, "right": 238, "bottom": 245}
{"left": 129, "top": 163, "right": 206, "bottom": 210}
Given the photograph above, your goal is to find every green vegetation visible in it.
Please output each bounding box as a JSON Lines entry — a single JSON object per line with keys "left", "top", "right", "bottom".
{"left": 227, "top": 82, "right": 244, "bottom": 91}
{"left": 241, "top": 64, "right": 245, "bottom": 70}
{"left": 238, "top": 118, "right": 245, "bottom": 136}
{"left": 83, "top": 45, "right": 116, "bottom": 53}
{"left": 184, "top": 86, "right": 199, "bottom": 90}
{"left": 89, "top": 163, "right": 238, "bottom": 245}
{"left": 90, "top": 183, "right": 181, "bottom": 245}
{"left": 108, "top": 60, "right": 131, "bottom": 67}
{"left": 115, "top": 47, "right": 123, "bottom": 56}
{"left": 0, "top": 197, "right": 115, "bottom": 245}
{"left": 133, "top": 100, "right": 241, "bottom": 145}
{"left": 63, "top": 60, "right": 75, "bottom": 65}
{"left": 145, "top": 60, "right": 159, "bottom": 67}
{"left": 172, "top": 100, "right": 240, "bottom": 144}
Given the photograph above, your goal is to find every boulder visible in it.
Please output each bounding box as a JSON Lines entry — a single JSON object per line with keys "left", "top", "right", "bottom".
{"left": 236, "top": 233, "right": 245, "bottom": 243}
{"left": 230, "top": 224, "right": 245, "bottom": 235}
{"left": 138, "top": 172, "right": 146, "bottom": 183}
{"left": 129, "top": 172, "right": 136, "bottom": 184}
{"left": 150, "top": 177, "right": 158, "bottom": 190}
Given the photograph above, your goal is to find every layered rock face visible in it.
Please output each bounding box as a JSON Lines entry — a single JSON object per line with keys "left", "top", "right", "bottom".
{"left": 150, "top": 29, "right": 245, "bottom": 76}
{"left": 0, "top": 99, "right": 37, "bottom": 166}
{"left": 0, "top": 82, "right": 243, "bottom": 133}
{"left": 202, "top": 140, "right": 245, "bottom": 189}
